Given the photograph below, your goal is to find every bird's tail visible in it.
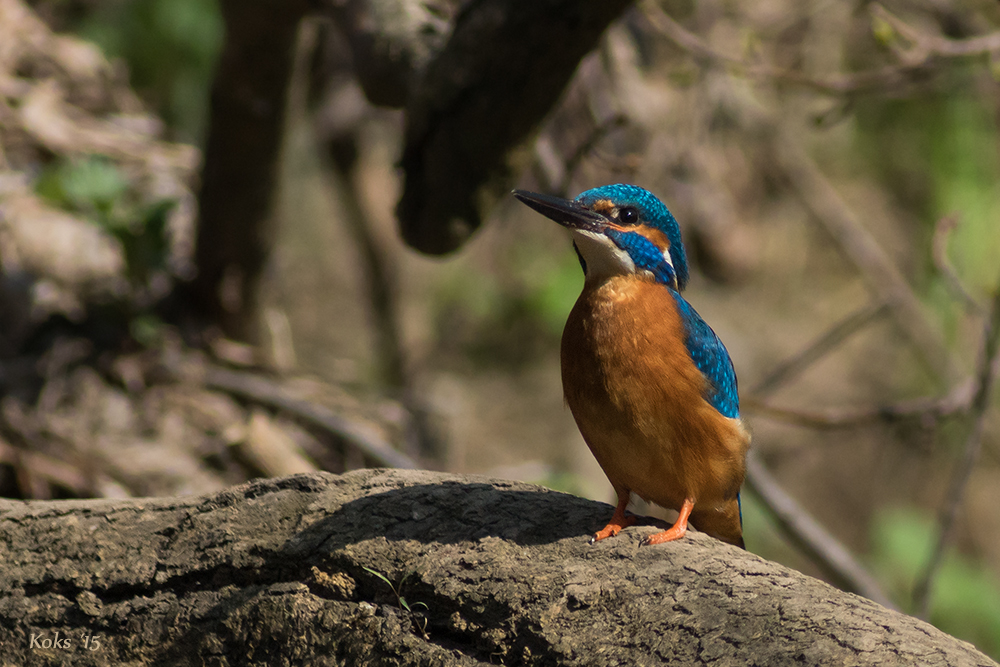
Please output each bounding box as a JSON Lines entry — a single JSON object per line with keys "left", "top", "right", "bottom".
{"left": 691, "top": 498, "right": 745, "bottom": 549}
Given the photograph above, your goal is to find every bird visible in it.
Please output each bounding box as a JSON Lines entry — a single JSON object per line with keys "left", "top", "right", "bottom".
{"left": 513, "top": 184, "right": 750, "bottom": 548}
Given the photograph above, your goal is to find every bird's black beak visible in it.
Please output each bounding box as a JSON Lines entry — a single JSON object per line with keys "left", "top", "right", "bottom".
{"left": 512, "top": 190, "right": 610, "bottom": 232}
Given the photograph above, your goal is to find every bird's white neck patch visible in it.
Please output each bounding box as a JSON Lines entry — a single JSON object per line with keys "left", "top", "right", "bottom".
{"left": 572, "top": 230, "right": 634, "bottom": 282}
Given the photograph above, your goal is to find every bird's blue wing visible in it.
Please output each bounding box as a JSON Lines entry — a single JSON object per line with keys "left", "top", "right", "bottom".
{"left": 670, "top": 291, "right": 740, "bottom": 419}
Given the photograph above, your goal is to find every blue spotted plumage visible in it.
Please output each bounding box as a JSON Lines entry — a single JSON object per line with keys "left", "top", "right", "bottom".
{"left": 513, "top": 184, "right": 750, "bottom": 549}
{"left": 671, "top": 293, "right": 740, "bottom": 419}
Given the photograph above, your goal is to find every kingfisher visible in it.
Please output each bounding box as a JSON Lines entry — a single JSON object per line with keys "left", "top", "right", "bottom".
{"left": 513, "top": 184, "right": 750, "bottom": 548}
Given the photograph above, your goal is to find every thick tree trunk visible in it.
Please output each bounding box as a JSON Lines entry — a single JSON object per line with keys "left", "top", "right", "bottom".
{"left": 190, "top": 0, "right": 308, "bottom": 340}
{"left": 190, "top": 0, "right": 634, "bottom": 338}
{"left": 0, "top": 469, "right": 993, "bottom": 666}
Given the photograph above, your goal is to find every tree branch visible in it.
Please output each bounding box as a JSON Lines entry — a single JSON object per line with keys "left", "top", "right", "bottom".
{"left": 745, "top": 379, "right": 976, "bottom": 429}
{"left": 871, "top": 4, "right": 1000, "bottom": 61}
{"left": 913, "top": 280, "right": 1000, "bottom": 618}
{"left": 1, "top": 469, "right": 995, "bottom": 666}
{"left": 202, "top": 365, "right": 419, "bottom": 470}
{"left": 640, "top": 0, "right": 960, "bottom": 383}
{"left": 395, "top": 0, "right": 633, "bottom": 254}
{"left": 190, "top": 0, "right": 311, "bottom": 340}
{"left": 932, "top": 214, "right": 984, "bottom": 314}
{"left": 773, "top": 135, "right": 960, "bottom": 384}
{"left": 643, "top": 1, "right": 1000, "bottom": 98}
{"left": 750, "top": 302, "right": 890, "bottom": 398}
{"left": 744, "top": 452, "right": 896, "bottom": 610}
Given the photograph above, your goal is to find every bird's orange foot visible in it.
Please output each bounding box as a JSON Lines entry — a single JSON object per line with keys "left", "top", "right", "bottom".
{"left": 639, "top": 497, "right": 695, "bottom": 547}
{"left": 590, "top": 515, "right": 636, "bottom": 544}
{"left": 640, "top": 523, "right": 686, "bottom": 546}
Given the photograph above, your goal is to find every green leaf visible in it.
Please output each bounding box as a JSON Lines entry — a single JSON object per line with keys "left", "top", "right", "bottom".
{"left": 361, "top": 566, "right": 394, "bottom": 590}
{"left": 35, "top": 156, "right": 130, "bottom": 221}
{"left": 871, "top": 16, "right": 895, "bottom": 46}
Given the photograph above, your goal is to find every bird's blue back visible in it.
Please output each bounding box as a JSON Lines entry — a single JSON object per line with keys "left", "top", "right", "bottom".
{"left": 669, "top": 292, "right": 740, "bottom": 419}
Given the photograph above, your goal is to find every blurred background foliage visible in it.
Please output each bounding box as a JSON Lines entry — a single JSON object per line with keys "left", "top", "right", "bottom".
{"left": 72, "top": 0, "right": 222, "bottom": 142}
{"left": 872, "top": 506, "right": 1000, "bottom": 657}
{"left": 3, "top": 0, "right": 1000, "bottom": 657}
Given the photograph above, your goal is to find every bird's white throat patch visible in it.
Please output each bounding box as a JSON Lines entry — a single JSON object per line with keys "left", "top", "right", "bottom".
{"left": 572, "top": 230, "right": 634, "bottom": 281}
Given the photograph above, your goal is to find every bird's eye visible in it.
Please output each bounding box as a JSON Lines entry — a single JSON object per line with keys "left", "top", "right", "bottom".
{"left": 618, "top": 206, "right": 639, "bottom": 225}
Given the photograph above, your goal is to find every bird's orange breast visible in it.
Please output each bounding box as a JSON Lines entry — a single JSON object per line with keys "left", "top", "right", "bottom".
{"left": 561, "top": 275, "right": 748, "bottom": 514}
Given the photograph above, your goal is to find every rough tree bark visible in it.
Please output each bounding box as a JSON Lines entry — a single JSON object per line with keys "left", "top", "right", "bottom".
{"left": 1, "top": 469, "right": 994, "bottom": 666}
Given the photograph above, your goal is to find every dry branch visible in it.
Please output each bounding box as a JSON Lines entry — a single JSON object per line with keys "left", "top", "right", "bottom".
{"left": 1, "top": 469, "right": 995, "bottom": 666}
{"left": 395, "top": 0, "right": 632, "bottom": 254}
{"left": 773, "top": 135, "right": 960, "bottom": 384}
{"left": 643, "top": 1, "right": 1000, "bottom": 97}
{"left": 871, "top": 4, "right": 1000, "bottom": 61}
{"left": 750, "top": 302, "right": 890, "bottom": 397}
{"left": 914, "top": 282, "right": 1000, "bottom": 617}
{"left": 640, "top": 0, "right": 929, "bottom": 96}
{"left": 744, "top": 452, "right": 895, "bottom": 610}
{"left": 932, "top": 215, "right": 984, "bottom": 314}
{"left": 202, "top": 365, "right": 419, "bottom": 470}
{"left": 640, "top": 0, "right": 960, "bottom": 383}
{"left": 744, "top": 378, "right": 976, "bottom": 429}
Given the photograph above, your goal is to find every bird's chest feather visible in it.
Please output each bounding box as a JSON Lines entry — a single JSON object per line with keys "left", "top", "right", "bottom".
{"left": 560, "top": 276, "right": 746, "bottom": 503}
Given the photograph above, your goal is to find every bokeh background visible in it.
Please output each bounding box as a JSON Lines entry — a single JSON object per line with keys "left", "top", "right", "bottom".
{"left": 2, "top": 0, "right": 1000, "bottom": 657}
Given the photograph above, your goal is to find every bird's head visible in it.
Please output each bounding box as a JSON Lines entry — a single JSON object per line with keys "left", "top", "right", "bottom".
{"left": 513, "top": 184, "right": 689, "bottom": 291}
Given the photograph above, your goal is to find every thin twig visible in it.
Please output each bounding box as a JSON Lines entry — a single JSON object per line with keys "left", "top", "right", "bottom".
{"left": 912, "top": 281, "right": 1000, "bottom": 618}
{"left": 931, "top": 214, "right": 984, "bottom": 314}
{"left": 744, "top": 451, "right": 897, "bottom": 609}
{"left": 641, "top": 1, "right": 930, "bottom": 96}
{"left": 751, "top": 302, "right": 889, "bottom": 397}
{"left": 774, "top": 135, "right": 961, "bottom": 384}
{"left": 643, "top": 1, "right": 1000, "bottom": 97}
{"left": 204, "top": 366, "right": 419, "bottom": 470}
{"left": 745, "top": 378, "right": 975, "bottom": 429}
{"left": 871, "top": 4, "right": 1000, "bottom": 61}
{"left": 644, "top": 1, "right": 960, "bottom": 382}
